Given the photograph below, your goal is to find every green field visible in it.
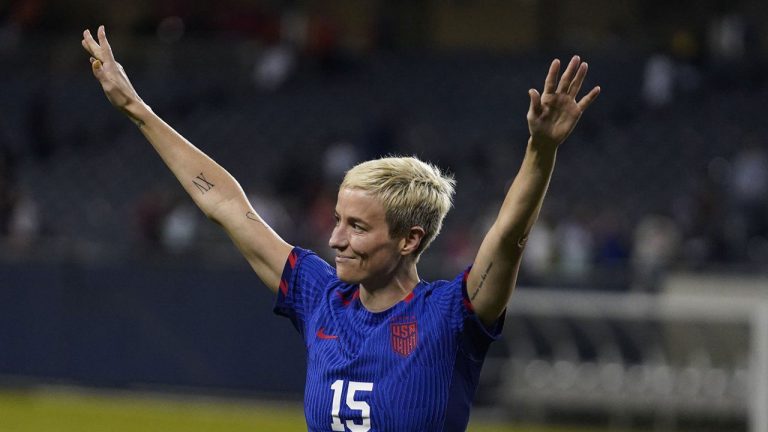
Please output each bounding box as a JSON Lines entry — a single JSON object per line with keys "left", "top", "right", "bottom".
{"left": 0, "top": 387, "right": 608, "bottom": 432}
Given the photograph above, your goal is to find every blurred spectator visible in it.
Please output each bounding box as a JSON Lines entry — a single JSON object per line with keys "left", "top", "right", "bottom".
{"left": 631, "top": 214, "right": 681, "bottom": 291}
{"left": 592, "top": 208, "right": 630, "bottom": 268}
{"left": 708, "top": 11, "right": 747, "bottom": 63}
{"left": 669, "top": 29, "right": 703, "bottom": 96}
{"left": 161, "top": 201, "right": 199, "bottom": 254}
{"left": 673, "top": 175, "right": 728, "bottom": 265}
{"left": 322, "top": 138, "right": 359, "bottom": 185}
{"left": 7, "top": 192, "right": 40, "bottom": 252}
{"left": 554, "top": 212, "right": 594, "bottom": 280}
{"left": 135, "top": 186, "right": 173, "bottom": 251}
{"left": 252, "top": 44, "right": 297, "bottom": 91}
{"left": 521, "top": 218, "right": 554, "bottom": 280}
{"left": 248, "top": 189, "right": 292, "bottom": 235}
{"left": 728, "top": 138, "right": 768, "bottom": 258}
{"left": 642, "top": 53, "right": 674, "bottom": 107}
{"left": 706, "top": 5, "right": 762, "bottom": 88}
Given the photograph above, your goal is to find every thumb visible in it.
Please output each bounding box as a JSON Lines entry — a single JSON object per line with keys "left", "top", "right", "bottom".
{"left": 91, "top": 58, "right": 103, "bottom": 74}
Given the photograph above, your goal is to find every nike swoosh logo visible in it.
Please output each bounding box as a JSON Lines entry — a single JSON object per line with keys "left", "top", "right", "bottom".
{"left": 316, "top": 327, "right": 338, "bottom": 340}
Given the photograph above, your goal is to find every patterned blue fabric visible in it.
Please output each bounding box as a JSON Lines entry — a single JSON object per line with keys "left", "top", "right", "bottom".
{"left": 274, "top": 247, "right": 504, "bottom": 432}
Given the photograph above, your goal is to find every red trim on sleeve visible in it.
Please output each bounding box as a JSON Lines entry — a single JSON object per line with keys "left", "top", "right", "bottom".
{"left": 288, "top": 251, "right": 297, "bottom": 269}
{"left": 461, "top": 268, "right": 475, "bottom": 312}
{"left": 279, "top": 278, "right": 288, "bottom": 296}
{"left": 462, "top": 297, "right": 475, "bottom": 312}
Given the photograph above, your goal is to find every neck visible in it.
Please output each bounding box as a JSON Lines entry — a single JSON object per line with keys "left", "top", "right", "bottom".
{"left": 359, "top": 263, "right": 420, "bottom": 313}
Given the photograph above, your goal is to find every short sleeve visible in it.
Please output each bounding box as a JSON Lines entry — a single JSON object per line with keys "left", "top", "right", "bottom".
{"left": 442, "top": 267, "right": 506, "bottom": 362}
{"left": 273, "top": 247, "right": 335, "bottom": 337}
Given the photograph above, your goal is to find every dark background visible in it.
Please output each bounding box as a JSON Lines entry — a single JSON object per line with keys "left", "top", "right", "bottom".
{"left": 0, "top": 0, "right": 766, "bottom": 399}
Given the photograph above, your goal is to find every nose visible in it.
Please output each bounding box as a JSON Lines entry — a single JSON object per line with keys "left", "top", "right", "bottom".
{"left": 328, "top": 224, "right": 348, "bottom": 251}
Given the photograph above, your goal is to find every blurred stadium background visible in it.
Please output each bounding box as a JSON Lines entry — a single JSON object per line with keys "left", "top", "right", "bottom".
{"left": 1, "top": 0, "right": 768, "bottom": 431}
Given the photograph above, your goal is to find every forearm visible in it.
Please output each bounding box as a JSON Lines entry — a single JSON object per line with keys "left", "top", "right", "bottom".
{"left": 467, "top": 56, "right": 598, "bottom": 324}
{"left": 82, "top": 26, "right": 293, "bottom": 291}
{"left": 494, "top": 138, "right": 557, "bottom": 244}
{"left": 467, "top": 138, "right": 556, "bottom": 325}
{"left": 128, "top": 102, "right": 246, "bottom": 222}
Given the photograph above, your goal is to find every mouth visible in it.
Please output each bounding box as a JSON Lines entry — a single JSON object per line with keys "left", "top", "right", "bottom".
{"left": 335, "top": 255, "right": 356, "bottom": 263}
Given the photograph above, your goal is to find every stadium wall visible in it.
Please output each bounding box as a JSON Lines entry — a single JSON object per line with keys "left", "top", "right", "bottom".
{"left": 0, "top": 262, "right": 306, "bottom": 398}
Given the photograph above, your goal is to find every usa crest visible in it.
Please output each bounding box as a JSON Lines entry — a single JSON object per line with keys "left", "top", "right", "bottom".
{"left": 390, "top": 321, "right": 418, "bottom": 357}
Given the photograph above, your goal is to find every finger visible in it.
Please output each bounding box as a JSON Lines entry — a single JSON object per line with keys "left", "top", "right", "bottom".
{"left": 81, "top": 38, "right": 93, "bottom": 56}
{"left": 91, "top": 58, "right": 103, "bottom": 74}
{"left": 543, "top": 59, "right": 560, "bottom": 95}
{"left": 528, "top": 88, "right": 542, "bottom": 116}
{"left": 556, "top": 55, "right": 580, "bottom": 93}
{"left": 568, "top": 62, "right": 588, "bottom": 97}
{"left": 577, "top": 86, "right": 601, "bottom": 111}
{"left": 83, "top": 29, "right": 100, "bottom": 57}
{"left": 97, "top": 25, "right": 115, "bottom": 61}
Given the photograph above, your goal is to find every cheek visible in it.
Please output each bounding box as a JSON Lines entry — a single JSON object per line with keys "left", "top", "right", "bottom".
{"left": 346, "top": 237, "right": 368, "bottom": 258}
{"left": 354, "top": 237, "right": 398, "bottom": 267}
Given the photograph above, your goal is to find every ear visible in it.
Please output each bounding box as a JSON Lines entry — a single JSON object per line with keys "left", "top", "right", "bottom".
{"left": 399, "top": 226, "right": 426, "bottom": 257}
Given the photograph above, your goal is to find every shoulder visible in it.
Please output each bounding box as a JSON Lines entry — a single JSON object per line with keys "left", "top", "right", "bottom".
{"left": 420, "top": 267, "right": 471, "bottom": 296}
{"left": 288, "top": 247, "right": 335, "bottom": 276}
{"left": 416, "top": 267, "right": 472, "bottom": 311}
{"left": 280, "top": 247, "right": 338, "bottom": 297}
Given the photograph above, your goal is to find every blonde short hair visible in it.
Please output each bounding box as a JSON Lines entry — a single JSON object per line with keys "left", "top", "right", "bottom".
{"left": 340, "top": 156, "right": 456, "bottom": 259}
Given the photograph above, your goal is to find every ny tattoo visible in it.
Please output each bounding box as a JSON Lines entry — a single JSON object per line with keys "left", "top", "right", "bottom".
{"left": 192, "top": 172, "right": 215, "bottom": 194}
{"left": 470, "top": 261, "right": 493, "bottom": 301}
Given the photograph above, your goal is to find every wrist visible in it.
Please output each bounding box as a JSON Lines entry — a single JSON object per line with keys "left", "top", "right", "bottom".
{"left": 527, "top": 137, "right": 558, "bottom": 160}
{"left": 123, "top": 100, "right": 152, "bottom": 127}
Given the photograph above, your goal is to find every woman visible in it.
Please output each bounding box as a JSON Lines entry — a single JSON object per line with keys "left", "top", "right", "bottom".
{"left": 82, "top": 25, "right": 599, "bottom": 431}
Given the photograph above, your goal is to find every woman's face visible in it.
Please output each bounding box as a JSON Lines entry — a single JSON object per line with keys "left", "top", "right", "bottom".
{"left": 328, "top": 188, "right": 404, "bottom": 287}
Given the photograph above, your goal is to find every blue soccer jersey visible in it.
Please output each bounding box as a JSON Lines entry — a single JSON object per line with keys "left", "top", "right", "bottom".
{"left": 274, "top": 247, "right": 504, "bottom": 432}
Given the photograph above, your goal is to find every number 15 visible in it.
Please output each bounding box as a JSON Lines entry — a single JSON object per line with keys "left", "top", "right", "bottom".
{"left": 330, "top": 380, "right": 374, "bottom": 432}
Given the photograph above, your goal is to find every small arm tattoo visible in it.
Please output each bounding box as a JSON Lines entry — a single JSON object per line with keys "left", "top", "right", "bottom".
{"left": 246, "top": 211, "right": 271, "bottom": 229}
{"left": 470, "top": 261, "right": 493, "bottom": 301}
{"left": 192, "top": 172, "right": 215, "bottom": 194}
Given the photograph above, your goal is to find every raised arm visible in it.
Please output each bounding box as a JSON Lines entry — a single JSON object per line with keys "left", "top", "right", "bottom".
{"left": 81, "top": 26, "right": 291, "bottom": 292}
{"left": 468, "top": 55, "right": 600, "bottom": 326}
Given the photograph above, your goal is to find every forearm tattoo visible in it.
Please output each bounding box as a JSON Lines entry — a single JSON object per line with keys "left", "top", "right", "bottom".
{"left": 192, "top": 172, "right": 215, "bottom": 194}
{"left": 246, "top": 211, "right": 270, "bottom": 229}
{"left": 470, "top": 261, "right": 493, "bottom": 301}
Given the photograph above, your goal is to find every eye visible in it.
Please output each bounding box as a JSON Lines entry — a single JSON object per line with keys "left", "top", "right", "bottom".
{"left": 352, "top": 223, "right": 365, "bottom": 232}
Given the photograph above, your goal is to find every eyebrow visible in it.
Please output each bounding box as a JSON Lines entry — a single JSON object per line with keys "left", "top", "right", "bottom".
{"left": 334, "top": 211, "right": 370, "bottom": 228}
